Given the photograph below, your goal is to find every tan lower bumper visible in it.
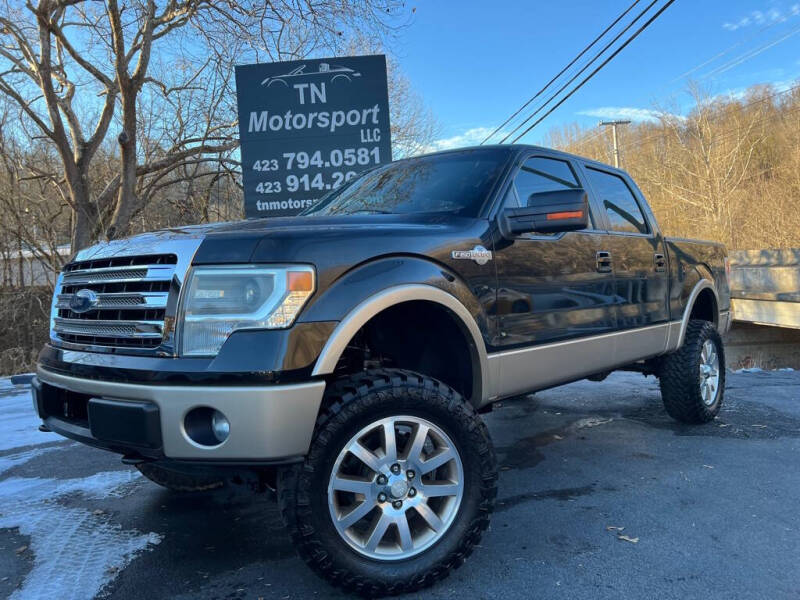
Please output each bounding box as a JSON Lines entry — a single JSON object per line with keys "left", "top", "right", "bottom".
{"left": 36, "top": 368, "right": 325, "bottom": 460}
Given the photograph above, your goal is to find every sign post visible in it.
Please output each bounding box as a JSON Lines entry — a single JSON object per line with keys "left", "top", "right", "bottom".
{"left": 235, "top": 55, "right": 392, "bottom": 218}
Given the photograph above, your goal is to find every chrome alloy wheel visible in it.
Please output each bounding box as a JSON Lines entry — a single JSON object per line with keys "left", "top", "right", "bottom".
{"left": 699, "top": 339, "right": 721, "bottom": 406}
{"left": 327, "top": 415, "right": 464, "bottom": 561}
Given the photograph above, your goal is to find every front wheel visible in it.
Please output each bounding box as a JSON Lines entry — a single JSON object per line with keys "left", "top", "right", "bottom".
{"left": 278, "top": 369, "right": 497, "bottom": 597}
{"left": 659, "top": 319, "right": 726, "bottom": 423}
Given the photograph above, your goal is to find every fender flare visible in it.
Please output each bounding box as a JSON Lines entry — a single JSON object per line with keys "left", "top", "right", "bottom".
{"left": 311, "top": 284, "right": 491, "bottom": 405}
{"left": 674, "top": 279, "right": 719, "bottom": 348}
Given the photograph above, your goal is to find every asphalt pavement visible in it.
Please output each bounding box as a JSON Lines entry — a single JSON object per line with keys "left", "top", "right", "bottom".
{"left": 1, "top": 369, "right": 799, "bottom": 600}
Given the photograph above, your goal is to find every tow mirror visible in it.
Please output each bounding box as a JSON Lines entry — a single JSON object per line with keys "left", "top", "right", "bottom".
{"left": 499, "top": 188, "right": 589, "bottom": 238}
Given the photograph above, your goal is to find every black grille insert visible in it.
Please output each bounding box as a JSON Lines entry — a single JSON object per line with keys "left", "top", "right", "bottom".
{"left": 63, "top": 254, "right": 177, "bottom": 272}
{"left": 58, "top": 333, "right": 162, "bottom": 348}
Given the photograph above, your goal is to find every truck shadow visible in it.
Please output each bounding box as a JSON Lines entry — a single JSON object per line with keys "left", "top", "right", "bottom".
{"left": 102, "top": 482, "right": 310, "bottom": 598}
{"left": 103, "top": 370, "right": 800, "bottom": 599}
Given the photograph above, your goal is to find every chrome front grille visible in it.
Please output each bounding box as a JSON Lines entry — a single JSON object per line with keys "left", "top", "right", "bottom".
{"left": 52, "top": 253, "right": 177, "bottom": 350}
{"left": 62, "top": 266, "right": 150, "bottom": 284}
{"left": 55, "top": 291, "right": 169, "bottom": 309}
{"left": 52, "top": 318, "right": 164, "bottom": 338}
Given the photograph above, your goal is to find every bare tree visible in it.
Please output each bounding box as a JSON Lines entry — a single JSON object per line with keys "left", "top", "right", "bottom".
{"left": 339, "top": 35, "right": 439, "bottom": 158}
{"left": 631, "top": 86, "right": 766, "bottom": 244}
{"left": 0, "top": 0, "right": 409, "bottom": 250}
{"left": 547, "top": 82, "right": 800, "bottom": 250}
{"left": 386, "top": 55, "right": 439, "bottom": 158}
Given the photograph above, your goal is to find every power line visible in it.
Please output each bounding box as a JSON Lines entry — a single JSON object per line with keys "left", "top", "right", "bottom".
{"left": 613, "top": 17, "right": 800, "bottom": 123}
{"left": 681, "top": 102, "right": 800, "bottom": 148}
{"left": 558, "top": 11, "right": 800, "bottom": 150}
{"left": 578, "top": 128, "right": 608, "bottom": 144}
{"left": 669, "top": 17, "right": 786, "bottom": 83}
{"left": 510, "top": 0, "right": 676, "bottom": 144}
{"left": 617, "top": 83, "right": 800, "bottom": 152}
{"left": 500, "top": 0, "right": 662, "bottom": 144}
{"left": 582, "top": 96, "right": 799, "bottom": 159}
{"left": 580, "top": 101, "right": 800, "bottom": 167}
{"left": 479, "top": 0, "right": 643, "bottom": 145}
{"left": 700, "top": 22, "right": 800, "bottom": 80}
{"left": 558, "top": 12, "right": 800, "bottom": 155}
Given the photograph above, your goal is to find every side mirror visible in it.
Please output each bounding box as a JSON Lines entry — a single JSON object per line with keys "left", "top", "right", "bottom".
{"left": 499, "top": 188, "right": 589, "bottom": 238}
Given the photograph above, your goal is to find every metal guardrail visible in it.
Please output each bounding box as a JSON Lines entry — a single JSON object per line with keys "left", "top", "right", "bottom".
{"left": 729, "top": 249, "right": 800, "bottom": 329}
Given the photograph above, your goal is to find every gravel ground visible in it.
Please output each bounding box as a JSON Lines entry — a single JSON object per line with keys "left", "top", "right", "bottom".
{"left": 1, "top": 369, "right": 799, "bottom": 600}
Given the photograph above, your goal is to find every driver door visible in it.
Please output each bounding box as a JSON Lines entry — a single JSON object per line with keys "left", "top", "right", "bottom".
{"left": 491, "top": 154, "right": 618, "bottom": 352}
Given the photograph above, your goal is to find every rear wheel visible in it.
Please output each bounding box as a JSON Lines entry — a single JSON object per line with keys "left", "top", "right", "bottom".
{"left": 659, "top": 319, "right": 725, "bottom": 423}
{"left": 278, "top": 369, "right": 497, "bottom": 596}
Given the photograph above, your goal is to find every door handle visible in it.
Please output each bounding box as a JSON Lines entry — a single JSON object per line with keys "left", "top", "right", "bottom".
{"left": 654, "top": 253, "right": 667, "bottom": 272}
{"left": 596, "top": 251, "right": 613, "bottom": 273}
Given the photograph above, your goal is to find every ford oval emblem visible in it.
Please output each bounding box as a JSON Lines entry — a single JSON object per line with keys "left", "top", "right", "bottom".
{"left": 69, "top": 289, "right": 99, "bottom": 314}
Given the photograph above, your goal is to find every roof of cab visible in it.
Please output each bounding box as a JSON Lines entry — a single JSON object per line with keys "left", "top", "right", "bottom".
{"left": 412, "top": 144, "right": 626, "bottom": 177}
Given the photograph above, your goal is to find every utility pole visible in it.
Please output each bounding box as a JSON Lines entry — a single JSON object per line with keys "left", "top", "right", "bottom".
{"left": 598, "top": 120, "right": 630, "bottom": 168}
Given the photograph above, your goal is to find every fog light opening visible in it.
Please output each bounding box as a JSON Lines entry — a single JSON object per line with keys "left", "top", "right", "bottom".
{"left": 184, "top": 407, "right": 230, "bottom": 447}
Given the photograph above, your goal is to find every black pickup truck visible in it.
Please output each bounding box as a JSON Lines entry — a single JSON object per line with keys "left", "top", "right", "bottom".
{"left": 33, "top": 145, "right": 730, "bottom": 596}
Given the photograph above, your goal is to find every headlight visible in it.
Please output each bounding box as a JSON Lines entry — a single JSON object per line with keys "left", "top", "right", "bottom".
{"left": 179, "top": 265, "right": 315, "bottom": 356}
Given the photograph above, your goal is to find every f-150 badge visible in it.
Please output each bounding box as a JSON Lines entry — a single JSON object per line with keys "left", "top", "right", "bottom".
{"left": 452, "top": 245, "right": 492, "bottom": 265}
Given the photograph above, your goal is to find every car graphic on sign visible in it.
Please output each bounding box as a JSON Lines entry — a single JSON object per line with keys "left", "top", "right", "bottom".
{"left": 261, "top": 63, "right": 362, "bottom": 87}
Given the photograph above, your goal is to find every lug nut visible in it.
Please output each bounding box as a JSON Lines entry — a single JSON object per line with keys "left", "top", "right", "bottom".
{"left": 407, "top": 470, "right": 415, "bottom": 479}
{"left": 378, "top": 492, "right": 387, "bottom": 502}
{"left": 408, "top": 487, "right": 416, "bottom": 497}
{"left": 377, "top": 475, "right": 387, "bottom": 485}
{"left": 392, "top": 500, "right": 403, "bottom": 509}
{"left": 391, "top": 464, "right": 401, "bottom": 474}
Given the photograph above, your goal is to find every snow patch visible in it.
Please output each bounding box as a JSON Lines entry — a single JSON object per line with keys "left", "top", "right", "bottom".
{"left": 0, "top": 446, "right": 62, "bottom": 476}
{"left": 0, "top": 377, "right": 162, "bottom": 598}
{"left": 0, "top": 384, "right": 59, "bottom": 451}
{"left": 0, "top": 470, "right": 161, "bottom": 600}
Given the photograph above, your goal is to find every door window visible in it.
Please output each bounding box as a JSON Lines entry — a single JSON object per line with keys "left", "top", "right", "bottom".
{"left": 503, "top": 156, "right": 594, "bottom": 231}
{"left": 510, "top": 157, "right": 581, "bottom": 207}
{"left": 504, "top": 156, "right": 593, "bottom": 232}
{"left": 585, "top": 167, "right": 649, "bottom": 234}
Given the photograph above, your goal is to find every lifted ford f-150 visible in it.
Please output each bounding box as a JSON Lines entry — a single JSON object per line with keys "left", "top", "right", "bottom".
{"left": 33, "top": 145, "right": 730, "bottom": 596}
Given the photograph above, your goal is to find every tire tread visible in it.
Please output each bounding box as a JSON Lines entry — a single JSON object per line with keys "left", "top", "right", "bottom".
{"left": 278, "top": 368, "right": 497, "bottom": 597}
{"left": 659, "top": 319, "right": 725, "bottom": 424}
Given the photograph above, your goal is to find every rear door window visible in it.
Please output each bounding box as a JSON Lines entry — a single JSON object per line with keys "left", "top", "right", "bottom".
{"left": 585, "top": 167, "right": 649, "bottom": 234}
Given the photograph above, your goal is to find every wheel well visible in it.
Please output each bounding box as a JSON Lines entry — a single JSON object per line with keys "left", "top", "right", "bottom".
{"left": 689, "top": 287, "right": 718, "bottom": 325}
{"left": 332, "top": 300, "right": 477, "bottom": 404}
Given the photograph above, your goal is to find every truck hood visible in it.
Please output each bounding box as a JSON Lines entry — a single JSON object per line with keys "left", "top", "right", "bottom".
{"left": 71, "top": 213, "right": 493, "bottom": 294}
{"left": 73, "top": 213, "right": 480, "bottom": 260}
{"left": 189, "top": 212, "right": 470, "bottom": 236}
{"left": 188, "top": 213, "right": 489, "bottom": 265}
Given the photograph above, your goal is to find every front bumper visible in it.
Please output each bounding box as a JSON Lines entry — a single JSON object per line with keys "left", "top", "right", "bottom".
{"left": 34, "top": 367, "right": 325, "bottom": 462}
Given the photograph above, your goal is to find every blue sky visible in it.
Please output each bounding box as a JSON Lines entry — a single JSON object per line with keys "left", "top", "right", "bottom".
{"left": 397, "top": 0, "right": 800, "bottom": 148}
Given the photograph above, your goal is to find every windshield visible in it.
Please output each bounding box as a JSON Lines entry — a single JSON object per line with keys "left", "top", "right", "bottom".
{"left": 303, "top": 149, "right": 510, "bottom": 217}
